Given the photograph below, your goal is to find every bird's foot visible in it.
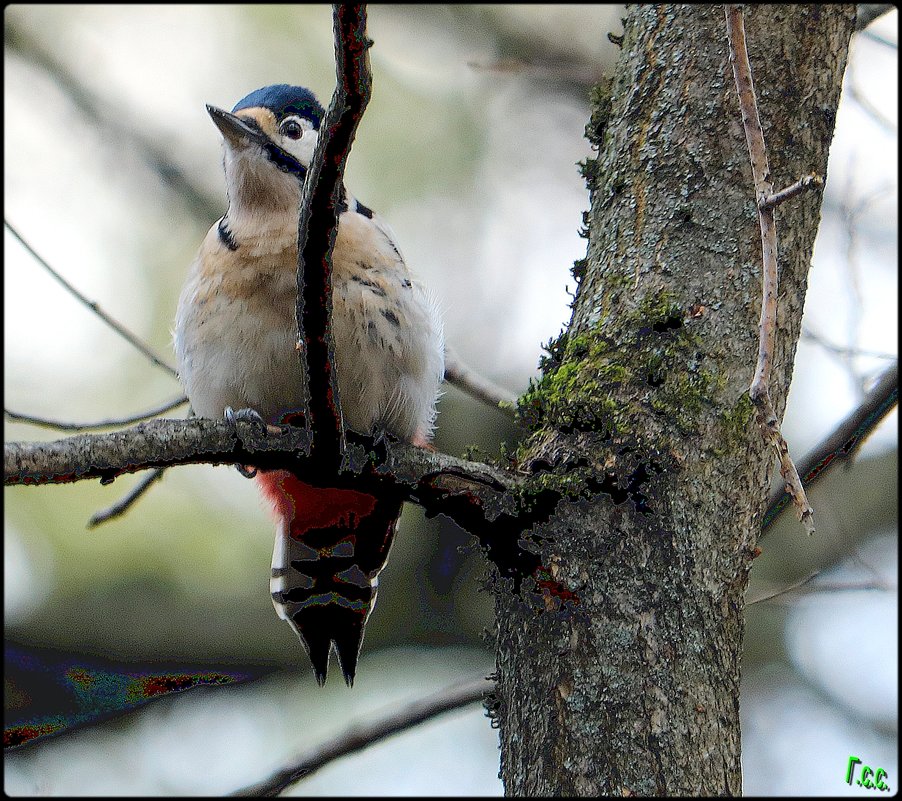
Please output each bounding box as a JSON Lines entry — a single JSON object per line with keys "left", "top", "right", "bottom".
{"left": 225, "top": 406, "right": 268, "bottom": 478}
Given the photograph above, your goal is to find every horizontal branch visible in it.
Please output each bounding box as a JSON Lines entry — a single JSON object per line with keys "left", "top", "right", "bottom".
{"left": 759, "top": 174, "right": 823, "bottom": 211}
{"left": 4, "top": 417, "right": 521, "bottom": 527}
{"left": 444, "top": 346, "right": 519, "bottom": 420}
{"left": 4, "top": 416, "right": 586, "bottom": 601}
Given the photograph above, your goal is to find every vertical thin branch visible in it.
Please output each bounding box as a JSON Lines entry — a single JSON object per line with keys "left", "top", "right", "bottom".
{"left": 296, "top": 4, "right": 372, "bottom": 467}
{"left": 725, "top": 4, "right": 815, "bottom": 535}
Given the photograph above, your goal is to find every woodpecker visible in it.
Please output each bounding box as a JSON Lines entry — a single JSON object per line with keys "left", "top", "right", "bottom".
{"left": 174, "top": 84, "right": 444, "bottom": 686}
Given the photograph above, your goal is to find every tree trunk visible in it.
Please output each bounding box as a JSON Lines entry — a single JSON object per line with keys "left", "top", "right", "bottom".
{"left": 494, "top": 5, "right": 855, "bottom": 795}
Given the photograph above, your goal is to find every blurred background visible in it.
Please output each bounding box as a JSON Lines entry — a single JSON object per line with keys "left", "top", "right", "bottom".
{"left": 4, "top": 5, "right": 896, "bottom": 795}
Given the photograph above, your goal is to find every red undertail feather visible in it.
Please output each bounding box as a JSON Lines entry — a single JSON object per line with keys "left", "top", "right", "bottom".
{"left": 258, "top": 470, "right": 402, "bottom": 686}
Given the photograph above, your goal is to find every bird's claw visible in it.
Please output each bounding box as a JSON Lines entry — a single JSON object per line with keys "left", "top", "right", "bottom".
{"left": 225, "top": 406, "right": 268, "bottom": 436}
{"left": 225, "top": 406, "right": 267, "bottom": 479}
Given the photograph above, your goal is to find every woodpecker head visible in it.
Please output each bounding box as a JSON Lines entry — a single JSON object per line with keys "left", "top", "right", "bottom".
{"left": 207, "top": 84, "right": 325, "bottom": 216}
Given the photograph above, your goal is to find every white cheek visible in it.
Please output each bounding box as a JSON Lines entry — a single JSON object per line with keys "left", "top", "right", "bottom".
{"left": 281, "top": 131, "right": 318, "bottom": 167}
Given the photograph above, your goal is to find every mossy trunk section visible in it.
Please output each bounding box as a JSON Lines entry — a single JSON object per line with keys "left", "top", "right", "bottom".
{"left": 495, "top": 5, "right": 854, "bottom": 795}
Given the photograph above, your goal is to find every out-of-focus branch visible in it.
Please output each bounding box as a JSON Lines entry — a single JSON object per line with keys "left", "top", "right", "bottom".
{"left": 4, "top": 19, "right": 220, "bottom": 220}
{"left": 444, "top": 346, "right": 519, "bottom": 420}
{"left": 861, "top": 28, "right": 898, "bottom": 49}
{"left": 235, "top": 675, "right": 494, "bottom": 796}
{"left": 725, "top": 4, "right": 815, "bottom": 536}
{"left": 801, "top": 327, "right": 897, "bottom": 362}
{"left": 466, "top": 56, "right": 604, "bottom": 87}
{"left": 5, "top": 220, "right": 178, "bottom": 377}
{"left": 762, "top": 361, "right": 898, "bottom": 533}
{"left": 4, "top": 396, "right": 187, "bottom": 431}
{"left": 848, "top": 80, "right": 898, "bottom": 134}
{"left": 855, "top": 4, "right": 896, "bottom": 31}
{"left": 746, "top": 570, "right": 890, "bottom": 605}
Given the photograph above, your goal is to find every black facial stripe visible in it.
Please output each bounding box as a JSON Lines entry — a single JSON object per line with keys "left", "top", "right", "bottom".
{"left": 263, "top": 142, "right": 307, "bottom": 179}
{"left": 355, "top": 200, "right": 374, "bottom": 219}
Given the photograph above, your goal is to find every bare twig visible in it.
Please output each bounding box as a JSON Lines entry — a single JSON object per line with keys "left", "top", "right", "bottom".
{"left": 855, "top": 3, "right": 896, "bottom": 32}
{"left": 296, "top": 4, "right": 372, "bottom": 466}
{"left": 762, "top": 361, "right": 898, "bottom": 533}
{"left": 444, "top": 346, "right": 519, "bottom": 420}
{"left": 861, "top": 28, "right": 898, "bottom": 49}
{"left": 759, "top": 174, "right": 823, "bottom": 211}
{"left": 5, "top": 220, "right": 178, "bottom": 377}
{"left": 234, "top": 675, "right": 494, "bottom": 796}
{"left": 4, "top": 395, "right": 187, "bottom": 431}
{"left": 88, "top": 467, "right": 166, "bottom": 527}
{"left": 847, "top": 80, "right": 898, "bottom": 134}
{"left": 725, "top": 5, "right": 815, "bottom": 536}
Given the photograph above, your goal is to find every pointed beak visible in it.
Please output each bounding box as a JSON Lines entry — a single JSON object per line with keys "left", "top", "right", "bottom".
{"left": 206, "top": 103, "right": 308, "bottom": 177}
{"left": 206, "top": 105, "right": 267, "bottom": 148}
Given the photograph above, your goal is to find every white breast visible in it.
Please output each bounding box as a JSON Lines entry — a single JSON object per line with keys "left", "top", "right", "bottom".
{"left": 174, "top": 203, "right": 444, "bottom": 443}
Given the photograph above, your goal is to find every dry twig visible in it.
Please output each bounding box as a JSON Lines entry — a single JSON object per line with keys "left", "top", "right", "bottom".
{"left": 758, "top": 174, "right": 823, "bottom": 211}
{"left": 725, "top": 4, "right": 815, "bottom": 536}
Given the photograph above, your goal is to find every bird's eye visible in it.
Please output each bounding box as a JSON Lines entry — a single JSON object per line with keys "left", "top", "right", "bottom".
{"left": 281, "top": 120, "right": 303, "bottom": 140}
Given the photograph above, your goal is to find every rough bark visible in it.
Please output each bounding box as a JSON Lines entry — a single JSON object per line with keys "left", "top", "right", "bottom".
{"left": 495, "top": 5, "right": 855, "bottom": 795}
